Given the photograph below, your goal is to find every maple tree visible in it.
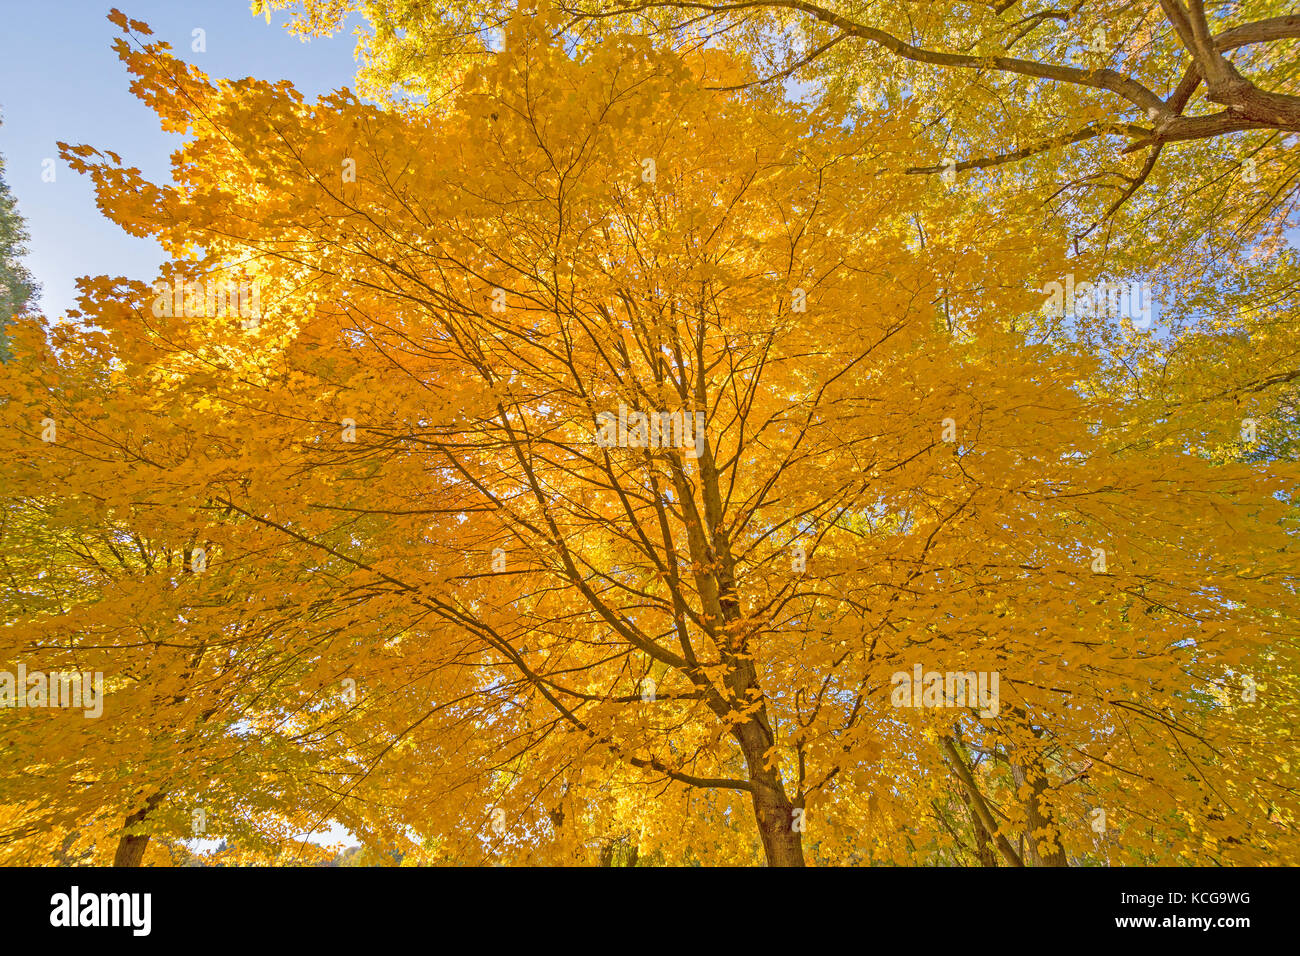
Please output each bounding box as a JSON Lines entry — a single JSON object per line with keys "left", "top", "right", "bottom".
{"left": 0, "top": 4, "right": 1295, "bottom": 867}
{"left": 271, "top": 0, "right": 1300, "bottom": 141}
{"left": 265, "top": 0, "right": 1300, "bottom": 250}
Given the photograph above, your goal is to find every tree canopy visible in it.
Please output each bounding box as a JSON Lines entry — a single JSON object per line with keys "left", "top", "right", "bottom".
{"left": 0, "top": 3, "right": 1295, "bottom": 866}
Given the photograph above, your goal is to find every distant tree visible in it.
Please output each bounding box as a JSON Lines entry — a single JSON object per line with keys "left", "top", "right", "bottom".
{"left": 0, "top": 119, "right": 39, "bottom": 359}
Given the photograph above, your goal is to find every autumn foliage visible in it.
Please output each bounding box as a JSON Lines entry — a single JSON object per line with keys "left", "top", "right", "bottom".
{"left": 0, "top": 3, "right": 1296, "bottom": 866}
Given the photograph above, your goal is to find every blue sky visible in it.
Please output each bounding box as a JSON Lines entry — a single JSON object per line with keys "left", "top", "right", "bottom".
{"left": 0, "top": 0, "right": 362, "bottom": 319}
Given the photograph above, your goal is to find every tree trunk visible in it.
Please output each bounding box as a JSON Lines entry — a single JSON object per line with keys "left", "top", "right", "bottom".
{"left": 956, "top": 787, "right": 999, "bottom": 866}
{"left": 113, "top": 827, "right": 151, "bottom": 867}
{"left": 733, "top": 716, "right": 804, "bottom": 866}
{"left": 1012, "top": 758, "right": 1067, "bottom": 867}
{"left": 599, "top": 835, "right": 640, "bottom": 866}
{"left": 113, "top": 792, "right": 164, "bottom": 867}
{"left": 940, "top": 737, "right": 1023, "bottom": 866}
